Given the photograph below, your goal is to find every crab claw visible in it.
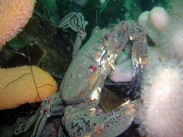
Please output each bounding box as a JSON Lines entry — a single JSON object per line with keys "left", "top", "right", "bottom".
{"left": 62, "top": 100, "right": 135, "bottom": 137}
{"left": 127, "top": 66, "right": 142, "bottom": 95}
{"left": 128, "top": 31, "right": 148, "bottom": 95}
{"left": 128, "top": 75, "right": 138, "bottom": 95}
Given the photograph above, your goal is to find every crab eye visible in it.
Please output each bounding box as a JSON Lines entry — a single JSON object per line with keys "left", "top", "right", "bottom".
{"left": 104, "top": 33, "right": 110, "bottom": 41}
{"left": 89, "top": 65, "right": 97, "bottom": 73}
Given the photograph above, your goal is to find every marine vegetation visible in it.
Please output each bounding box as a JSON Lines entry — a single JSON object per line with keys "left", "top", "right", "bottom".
{"left": 1, "top": 0, "right": 183, "bottom": 137}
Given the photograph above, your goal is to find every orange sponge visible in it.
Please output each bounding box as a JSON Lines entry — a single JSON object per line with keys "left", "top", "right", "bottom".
{"left": 0, "top": 66, "right": 57, "bottom": 110}
{"left": 0, "top": 0, "right": 35, "bottom": 49}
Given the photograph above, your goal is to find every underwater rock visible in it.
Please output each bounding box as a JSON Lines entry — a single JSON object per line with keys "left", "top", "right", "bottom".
{"left": 1, "top": 16, "right": 73, "bottom": 79}
{"left": 23, "top": 17, "right": 73, "bottom": 79}
{"left": 0, "top": 44, "right": 45, "bottom": 68}
{"left": 99, "top": 87, "right": 126, "bottom": 112}
{"left": 0, "top": 66, "right": 57, "bottom": 110}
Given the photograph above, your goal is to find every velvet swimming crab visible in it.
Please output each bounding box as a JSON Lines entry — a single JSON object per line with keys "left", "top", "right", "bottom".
{"left": 14, "top": 20, "right": 148, "bottom": 137}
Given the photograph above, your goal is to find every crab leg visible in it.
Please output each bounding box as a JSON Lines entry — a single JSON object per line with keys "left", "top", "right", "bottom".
{"left": 62, "top": 100, "right": 135, "bottom": 137}
{"left": 14, "top": 93, "right": 64, "bottom": 137}
{"left": 72, "top": 29, "right": 86, "bottom": 57}
{"left": 58, "top": 12, "right": 88, "bottom": 32}
{"left": 58, "top": 12, "right": 88, "bottom": 57}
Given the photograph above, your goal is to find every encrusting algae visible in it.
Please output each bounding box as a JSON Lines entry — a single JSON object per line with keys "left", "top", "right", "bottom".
{"left": 0, "top": 66, "right": 57, "bottom": 110}
{"left": 0, "top": 0, "right": 35, "bottom": 49}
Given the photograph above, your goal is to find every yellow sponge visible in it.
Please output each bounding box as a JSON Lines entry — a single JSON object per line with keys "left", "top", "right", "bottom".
{"left": 0, "top": 66, "right": 57, "bottom": 110}
{"left": 0, "top": 0, "right": 35, "bottom": 48}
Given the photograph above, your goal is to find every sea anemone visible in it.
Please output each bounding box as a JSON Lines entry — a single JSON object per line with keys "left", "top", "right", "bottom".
{"left": 160, "top": 18, "right": 183, "bottom": 59}
{"left": 136, "top": 58, "right": 183, "bottom": 137}
{"left": 138, "top": 7, "right": 169, "bottom": 45}
{"left": 0, "top": 0, "right": 35, "bottom": 49}
{"left": 109, "top": 59, "right": 133, "bottom": 83}
{"left": 149, "top": 7, "right": 169, "bottom": 32}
